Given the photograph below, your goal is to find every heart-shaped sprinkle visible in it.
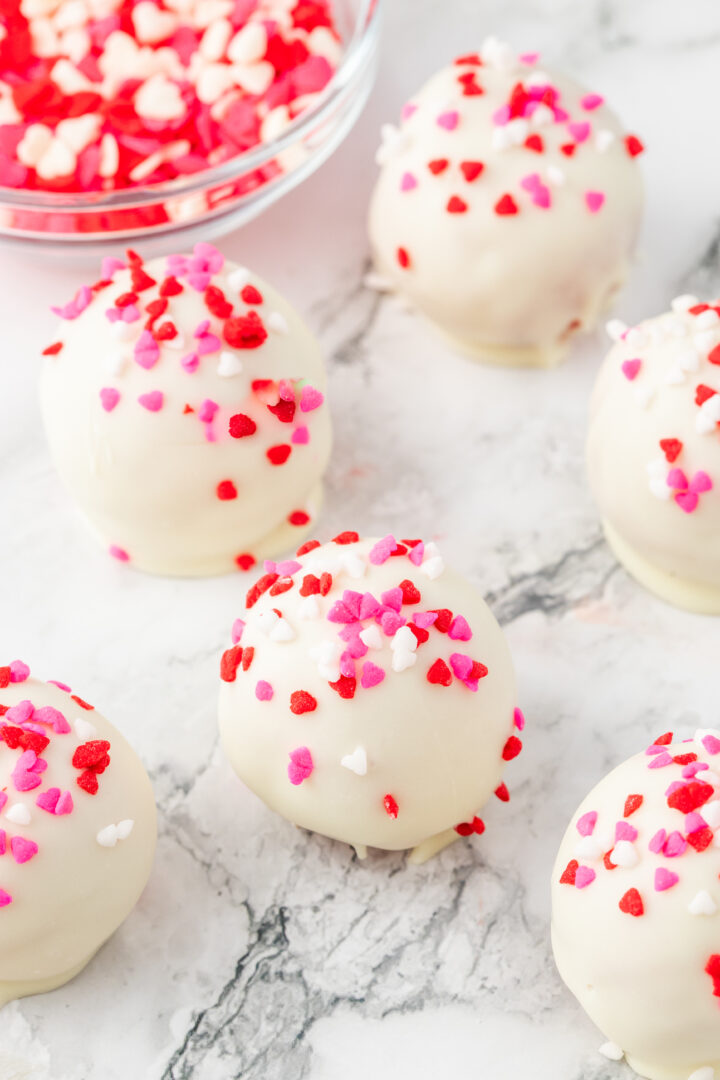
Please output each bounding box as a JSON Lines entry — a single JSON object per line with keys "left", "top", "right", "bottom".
{"left": 400, "top": 171, "right": 417, "bottom": 192}
{"left": 288, "top": 746, "right": 313, "bottom": 785}
{"left": 618, "top": 888, "right": 644, "bottom": 916}
{"left": 574, "top": 865, "right": 596, "bottom": 889}
{"left": 134, "top": 329, "right": 160, "bottom": 370}
{"left": 585, "top": 190, "right": 606, "bottom": 213}
{"left": 654, "top": 867, "right": 679, "bottom": 892}
{"left": 99, "top": 387, "right": 120, "bottom": 412}
{"left": 360, "top": 662, "right": 385, "bottom": 690}
{"left": 576, "top": 811, "right": 598, "bottom": 837}
{"left": 689, "top": 890, "right": 717, "bottom": 916}
{"left": 300, "top": 386, "right": 324, "bottom": 412}
{"left": 437, "top": 110, "right": 459, "bottom": 131}
{"left": 448, "top": 615, "right": 472, "bottom": 641}
{"left": 5, "top": 803, "right": 31, "bottom": 825}
{"left": 138, "top": 391, "right": 163, "bottom": 412}
{"left": 341, "top": 747, "right": 368, "bottom": 775}
{"left": 11, "top": 836, "right": 38, "bottom": 864}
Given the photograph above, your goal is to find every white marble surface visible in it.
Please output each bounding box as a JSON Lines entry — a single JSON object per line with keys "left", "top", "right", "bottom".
{"left": 2, "top": 1, "right": 720, "bottom": 1077}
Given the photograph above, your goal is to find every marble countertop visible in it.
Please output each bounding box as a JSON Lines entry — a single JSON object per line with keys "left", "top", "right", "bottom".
{"left": 2, "top": 0, "right": 720, "bottom": 1077}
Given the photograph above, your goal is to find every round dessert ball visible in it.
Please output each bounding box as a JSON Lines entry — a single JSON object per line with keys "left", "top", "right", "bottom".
{"left": 0, "top": 660, "right": 156, "bottom": 1005}
{"left": 218, "top": 532, "right": 524, "bottom": 862}
{"left": 40, "top": 244, "right": 331, "bottom": 576}
{"left": 588, "top": 297, "right": 720, "bottom": 613}
{"left": 368, "top": 37, "right": 644, "bottom": 367}
{"left": 552, "top": 728, "right": 720, "bottom": 1080}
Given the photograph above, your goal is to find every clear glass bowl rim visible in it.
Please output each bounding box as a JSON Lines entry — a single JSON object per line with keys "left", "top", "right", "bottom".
{"left": 0, "top": 0, "right": 381, "bottom": 213}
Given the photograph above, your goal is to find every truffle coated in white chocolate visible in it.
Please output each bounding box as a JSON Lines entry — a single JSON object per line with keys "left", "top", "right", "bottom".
{"left": 0, "top": 663, "right": 156, "bottom": 1005}
{"left": 587, "top": 299, "right": 720, "bottom": 613}
{"left": 40, "top": 245, "right": 331, "bottom": 577}
{"left": 218, "top": 534, "right": 522, "bottom": 860}
{"left": 552, "top": 730, "right": 720, "bottom": 1080}
{"left": 368, "top": 41, "right": 644, "bottom": 367}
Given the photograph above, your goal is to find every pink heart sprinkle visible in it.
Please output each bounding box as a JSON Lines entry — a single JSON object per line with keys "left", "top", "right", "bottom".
{"left": 519, "top": 52, "right": 540, "bottom": 64}
{"left": 6, "top": 700, "right": 33, "bottom": 724}
{"left": 361, "top": 662, "right": 385, "bottom": 689}
{"left": 188, "top": 272, "right": 211, "bottom": 292}
{"left": 514, "top": 707, "right": 525, "bottom": 731}
{"left": 231, "top": 619, "right": 245, "bottom": 644}
{"left": 9, "top": 661, "right": 30, "bottom": 684}
{"left": 585, "top": 191, "right": 605, "bottom": 213}
{"left": 369, "top": 535, "right": 396, "bottom": 566}
{"left": 328, "top": 601, "right": 354, "bottom": 624}
{"left": 55, "top": 791, "right": 74, "bottom": 815}
{"left": 685, "top": 812, "right": 706, "bottom": 835}
{"left": 437, "top": 110, "right": 459, "bottom": 131}
{"left": 342, "top": 590, "right": 362, "bottom": 618}
{"left": 408, "top": 542, "right": 424, "bottom": 566}
{"left": 134, "top": 330, "right": 160, "bottom": 370}
{"left": 675, "top": 491, "right": 699, "bottom": 514}
{"left": 288, "top": 746, "right": 313, "bottom": 785}
{"left": 359, "top": 593, "right": 380, "bottom": 620}
{"left": 381, "top": 588, "right": 403, "bottom": 613}
{"left": 99, "top": 387, "right": 120, "bottom": 412}
{"left": 532, "top": 184, "right": 551, "bottom": 209}
{"left": 449, "top": 653, "right": 472, "bottom": 680}
{"left": 621, "top": 358, "right": 641, "bottom": 381}
{"left": 400, "top": 171, "right": 418, "bottom": 192}
{"left": 380, "top": 611, "right": 405, "bottom": 636}
{"left": 520, "top": 173, "right": 542, "bottom": 192}
{"left": 278, "top": 560, "right": 302, "bottom": 576}
{"left": 654, "top": 867, "right": 679, "bottom": 892}
{"left": 34, "top": 706, "right": 70, "bottom": 733}
{"left": 278, "top": 380, "right": 295, "bottom": 402}
{"left": 667, "top": 468, "right": 688, "bottom": 491}
{"left": 413, "top": 611, "right": 437, "bottom": 629}
{"left": 138, "top": 391, "right": 164, "bottom": 412}
{"left": 702, "top": 735, "right": 720, "bottom": 755}
{"left": 576, "top": 811, "right": 598, "bottom": 837}
{"left": 0, "top": 889, "right": 11, "bottom": 907}
{"left": 340, "top": 652, "right": 356, "bottom": 679}
{"left": 649, "top": 829, "right": 666, "bottom": 854}
{"left": 648, "top": 752, "right": 673, "bottom": 769}
{"left": 575, "top": 866, "right": 596, "bottom": 889}
{"left": 300, "top": 386, "right": 324, "bottom": 413}
{"left": 198, "top": 398, "right": 218, "bottom": 423}
{"left": 101, "top": 256, "right": 125, "bottom": 279}
{"left": 448, "top": 615, "right": 472, "bottom": 641}
{"left": 689, "top": 470, "right": 713, "bottom": 494}
{"left": 37, "top": 788, "right": 60, "bottom": 813}
{"left": 109, "top": 544, "right": 130, "bottom": 562}
{"left": 581, "top": 93, "right": 604, "bottom": 111}
{"left": 11, "top": 836, "right": 38, "bottom": 864}
{"left": 121, "top": 304, "right": 140, "bottom": 323}
{"left": 615, "top": 821, "right": 638, "bottom": 843}
{"left": 181, "top": 352, "right": 200, "bottom": 373}
{"left": 292, "top": 425, "right": 310, "bottom": 445}
{"left": 255, "top": 680, "right": 273, "bottom": 701}
{"left": 568, "top": 121, "right": 591, "bottom": 143}
{"left": 196, "top": 331, "right": 221, "bottom": 357}
{"left": 401, "top": 102, "right": 417, "bottom": 122}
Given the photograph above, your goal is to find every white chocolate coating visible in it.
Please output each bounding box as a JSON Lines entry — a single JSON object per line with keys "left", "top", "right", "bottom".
{"left": 218, "top": 535, "right": 521, "bottom": 856}
{"left": 0, "top": 668, "right": 156, "bottom": 1005}
{"left": 40, "top": 248, "right": 331, "bottom": 577}
{"left": 552, "top": 732, "right": 720, "bottom": 1080}
{"left": 587, "top": 299, "right": 720, "bottom": 612}
{"left": 368, "top": 41, "right": 643, "bottom": 367}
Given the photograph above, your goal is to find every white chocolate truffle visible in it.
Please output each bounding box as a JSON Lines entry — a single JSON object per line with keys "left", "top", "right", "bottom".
{"left": 40, "top": 244, "right": 331, "bottom": 577}
{"left": 218, "top": 532, "right": 523, "bottom": 862}
{"left": 368, "top": 41, "right": 644, "bottom": 367}
{"left": 552, "top": 729, "right": 720, "bottom": 1080}
{"left": 0, "top": 661, "right": 156, "bottom": 1005}
{"left": 587, "top": 299, "right": 720, "bottom": 613}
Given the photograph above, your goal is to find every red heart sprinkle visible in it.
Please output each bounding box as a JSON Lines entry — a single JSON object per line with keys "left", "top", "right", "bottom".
{"left": 290, "top": 691, "right": 317, "bottom": 715}
{"left": 659, "top": 439, "right": 683, "bottom": 463}
{"left": 619, "top": 888, "right": 644, "bottom": 916}
{"left": 427, "top": 659, "right": 452, "bottom": 686}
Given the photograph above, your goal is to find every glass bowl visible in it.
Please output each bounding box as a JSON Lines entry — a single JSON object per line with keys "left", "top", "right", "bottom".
{"left": 0, "top": 0, "right": 381, "bottom": 258}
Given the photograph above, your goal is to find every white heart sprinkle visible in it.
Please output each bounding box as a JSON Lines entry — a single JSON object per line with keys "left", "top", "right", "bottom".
{"left": 74, "top": 716, "right": 98, "bottom": 740}
{"left": 340, "top": 747, "right": 367, "bottom": 776}
{"left": 110, "top": 321, "right": 136, "bottom": 342}
{"left": 689, "top": 890, "right": 717, "bottom": 916}
{"left": 702, "top": 800, "right": 720, "bottom": 829}
{"left": 391, "top": 626, "right": 417, "bottom": 653}
{"left": 595, "top": 129, "right": 615, "bottom": 153}
{"left": 420, "top": 556, "right": 445, "bottom": 580}
{"left": 115, "top": 818, "right": 134, "bottom": 840}
{"left": 227, "top": 266, "right": 251, "bottom": 291}
{"left": 605, "top": 318, "right": 627, "bottom": 342}
{"left": 97, "top": 819, "right": 134, "bottom": 848}
{"left": 598, "top": 1042, "right": 624, "bottom": 1062}
{"left": 269, "top": 618, "right": 295, "bottom": 643}
{"left": 359, "top": 624, "right": 382, "bottom": 650}
{"left": 267, "top": 311, "right": 289, "bottom": 335}
{"left": 574, "top": 835, "right": 604, "bottom": 862}
{"left": 671, "top": 294, "right": 699, "bottom": 314}
{"left": 610, "top": 840, "right": 638, "bottom": 868}
{"left": 297, "top": 595, "right": 320, "bottom": 620}
{"left": 217, "top": 351, "right": 243, "bottom": 377}
{"left": 5, "top": 803, "right": 31, "bottom": 825}
{"left": 391, "top": 650, "right": 417, "bottom": 673}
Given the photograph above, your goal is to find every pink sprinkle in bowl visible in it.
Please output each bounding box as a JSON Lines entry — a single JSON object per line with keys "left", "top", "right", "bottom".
{"left": 0, "top": 0, "right": 381, "bottom": 257}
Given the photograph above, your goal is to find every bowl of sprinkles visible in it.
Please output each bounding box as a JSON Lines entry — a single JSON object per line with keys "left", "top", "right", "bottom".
{"left": 0, "top": 0, "right": 381, "bottom": 251}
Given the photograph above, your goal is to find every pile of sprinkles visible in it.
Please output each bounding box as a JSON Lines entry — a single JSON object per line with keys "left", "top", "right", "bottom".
{"left": 221, "top": 532, "right": 524, "bottom": 837}
{"left": 375, "top": 35, "right": 644, "bottom": 274}
{"left": 609, "top": 296, "right": 720, "bottom": 514}
{"left": 43, "top": 243, "right": 326, "bottom": 569}
{"left": 559, "top": 727, "right": 720, "bottom": 1069}
{"left": 0, "top": 0, "right": 340, "bottom": 193}
{"left": 0, "top": 662, "right": 133, "bottom": 910}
